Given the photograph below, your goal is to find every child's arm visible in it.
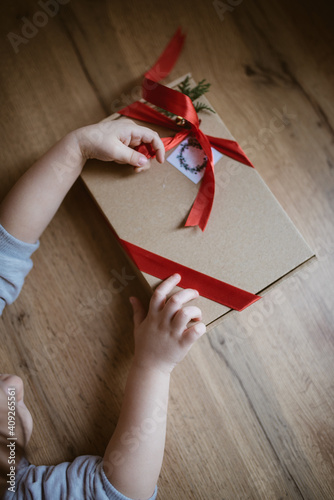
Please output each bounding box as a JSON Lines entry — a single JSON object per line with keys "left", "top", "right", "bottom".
{"left": 0, "top": 119, "right": 164, "bottom": 244}
{"left": 103, "top": 274, "right": 206, "bottom": 499}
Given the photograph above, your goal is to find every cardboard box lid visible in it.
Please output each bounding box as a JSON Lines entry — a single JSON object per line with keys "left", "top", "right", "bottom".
{"left": 81, "top": 75, "right": 314, "bottom": 328}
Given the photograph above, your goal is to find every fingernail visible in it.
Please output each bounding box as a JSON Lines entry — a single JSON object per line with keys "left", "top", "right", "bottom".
{"left": 195, "top": 323, "right": 206, "bottom": 335}
{"left": 137, "top": 156, "right": 148, "bottom": 166}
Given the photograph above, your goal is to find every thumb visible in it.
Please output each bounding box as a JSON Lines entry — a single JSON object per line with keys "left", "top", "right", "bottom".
{"left": 129, "top": 297, "right": 147, "bottom": 328}
{"left": 114, "top": 142, "right": 149, "bottom": 168}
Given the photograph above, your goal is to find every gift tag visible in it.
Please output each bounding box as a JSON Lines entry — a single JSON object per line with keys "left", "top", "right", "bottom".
{"left": 167, "top": 137, "right": 223, "bottom": 184}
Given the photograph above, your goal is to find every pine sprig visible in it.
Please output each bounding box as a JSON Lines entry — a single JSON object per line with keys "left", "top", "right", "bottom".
{"left": 157, "top": 75, "right": 215, "bottom": 121}
{"left": 178, "top": 77, "right": 210, "bottom": 102}
{"left": 193, "top": 102, "right": 216, "bottom": 114}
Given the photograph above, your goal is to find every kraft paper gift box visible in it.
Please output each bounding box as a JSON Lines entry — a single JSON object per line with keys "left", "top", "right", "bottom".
{"left": 81, "top": 75, "right": 315, "bottom": 330}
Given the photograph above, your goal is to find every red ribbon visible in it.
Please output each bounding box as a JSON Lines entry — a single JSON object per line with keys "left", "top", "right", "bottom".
{"left": 116, "top": 28, "right": 260, "bottom": 310}
{"left": 121, "top": 239, "right": 260, "bottom": 311}
{"left": 144, "top": 26, "right": 186, "bottom": 81}
{"left": 119, "top": 28, "right": 254, "bottom": 231}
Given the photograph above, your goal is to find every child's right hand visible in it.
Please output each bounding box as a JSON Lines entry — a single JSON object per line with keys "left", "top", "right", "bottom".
{"left": 74, "top": 118, "right": 165, "bottom": 172}
{"left": 130, "top": 274, "right": 206, "bottom": 374}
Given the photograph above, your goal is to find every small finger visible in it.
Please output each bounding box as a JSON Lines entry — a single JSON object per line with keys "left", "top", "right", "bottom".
{"left": 149, "top": 274, "right": 181, "bottom": 312}
{"left": 164, "top": 288, "right": 199, "bottom": 318}
{"left": 140, "top": 130, "right": 165, "bottom": 164}
{"left": 171, "top": 306, "right": 202, "bottom": 333}
{"left": 133, "top": 162, "right": 151, "bottom": 173}
{"left": 181, "top": 322, "right": 206, "bottom": 347}
{"left": 112, "top": 141, "right": 149, "bottom": 168}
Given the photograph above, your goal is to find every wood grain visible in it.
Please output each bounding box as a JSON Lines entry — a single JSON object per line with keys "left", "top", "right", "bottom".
{"left": 1, "top": 1, "right": 333, "bottom": 498}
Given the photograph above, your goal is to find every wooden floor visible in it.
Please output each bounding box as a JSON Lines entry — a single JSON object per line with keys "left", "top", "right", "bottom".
{"left": 1, "top": 1, "right": 334, "bottom": 498}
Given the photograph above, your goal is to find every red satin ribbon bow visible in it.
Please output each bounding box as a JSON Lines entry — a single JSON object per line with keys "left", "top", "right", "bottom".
{"left": 116, "top": 28, "right": 260, "bottom": 310}
{"left": 119, "top": 28, "right": 254, "bottom": 231}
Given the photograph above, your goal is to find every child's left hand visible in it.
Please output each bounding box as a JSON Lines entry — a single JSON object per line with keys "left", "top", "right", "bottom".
{"left": 74, "top": 118, "right": 165, "bottom": 172}
{"left": 130, "top": 273, "right": 206, "bottom": 374}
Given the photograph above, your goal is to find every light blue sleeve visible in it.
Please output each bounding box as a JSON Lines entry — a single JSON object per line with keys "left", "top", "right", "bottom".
{"left": 0, "top": 224, "right": 39, "bottom": 314}
{"left": 3, "top": 456, "right": 158, "bottom": 500}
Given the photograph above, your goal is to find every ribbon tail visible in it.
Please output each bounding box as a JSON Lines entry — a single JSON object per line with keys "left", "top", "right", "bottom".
{"left": 207, "top": 135, "right": 254, "bottom": 168}
{"left": 185, "top": 157, "right": 215, "bottom": 231}
{"left": 185, "top": 129, "right": 215, "bottom": 231}
{"left": 144, "top": 27, "right": 186, "bottom": 81}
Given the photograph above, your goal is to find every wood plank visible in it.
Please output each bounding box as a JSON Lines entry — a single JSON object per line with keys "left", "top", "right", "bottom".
{"left": 0, "top": 0, "right": 333, "bottom": 498}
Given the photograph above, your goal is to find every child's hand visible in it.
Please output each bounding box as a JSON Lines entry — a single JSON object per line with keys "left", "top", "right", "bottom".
{"left": 74, "top": 118, "right": 165, "bottom": 172}
{"left": 130, "top": 274, "right": 206, "bottom": 374}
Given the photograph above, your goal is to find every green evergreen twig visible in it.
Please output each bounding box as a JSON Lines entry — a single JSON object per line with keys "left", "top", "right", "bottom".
{"left": 157, "top": 75, "right": 215, "bottom": 120}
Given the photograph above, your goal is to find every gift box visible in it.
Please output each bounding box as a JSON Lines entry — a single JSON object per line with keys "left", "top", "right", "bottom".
{"left": 81, "top": 74, "right": 315, "bottom": 329}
